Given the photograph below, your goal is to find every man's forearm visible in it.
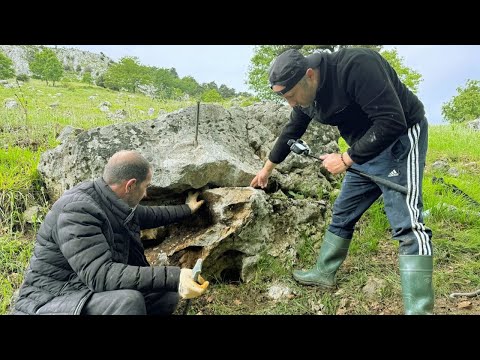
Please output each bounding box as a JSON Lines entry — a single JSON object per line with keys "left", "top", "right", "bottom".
{"left": 263, "top": 159, "right": 277, "bottom": 173}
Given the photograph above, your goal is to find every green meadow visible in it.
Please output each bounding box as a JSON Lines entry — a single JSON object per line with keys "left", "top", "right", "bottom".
{"left": 1, "top": 79, "right": 479, "bottom": 315}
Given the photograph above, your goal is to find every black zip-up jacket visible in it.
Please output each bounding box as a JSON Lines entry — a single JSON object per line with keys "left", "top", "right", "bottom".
{"left": 269, "top": 47, "right": 425, "bottom": 165}
{"left": 13, "top": 177, "right": 191, "bottom": 315}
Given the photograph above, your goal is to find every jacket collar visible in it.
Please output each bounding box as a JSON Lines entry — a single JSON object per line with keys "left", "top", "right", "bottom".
{"left": 93, "top": 177, "right": 136, "bottom": 224}
{"left": 315, "top": 52, "right": 327, "bottom": 97}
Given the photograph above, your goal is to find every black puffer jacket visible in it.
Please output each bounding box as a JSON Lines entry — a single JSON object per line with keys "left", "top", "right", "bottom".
{"left": 13, "top": 177, "right": 191, "bottom": 315}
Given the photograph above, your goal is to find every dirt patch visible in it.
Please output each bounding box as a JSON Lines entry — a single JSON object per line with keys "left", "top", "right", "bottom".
{"left": 436, "top": 295, "right": 480, "bottom": 315}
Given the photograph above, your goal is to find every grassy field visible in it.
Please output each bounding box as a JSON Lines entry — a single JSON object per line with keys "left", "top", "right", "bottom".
{"left": 1, "top": 79, "right": 480, "bottom": 315}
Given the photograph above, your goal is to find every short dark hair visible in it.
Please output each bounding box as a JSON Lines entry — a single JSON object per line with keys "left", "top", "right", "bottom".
{"left": 103, "top": 150, "right": 152, "bottom": 185}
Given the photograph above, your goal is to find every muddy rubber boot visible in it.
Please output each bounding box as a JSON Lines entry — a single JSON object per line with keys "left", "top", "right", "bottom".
{"left": 293, "top": 230, "right": 351, "bottom": 288}
{"left": 399, "top": 255, "right": 434, "bottom": 315}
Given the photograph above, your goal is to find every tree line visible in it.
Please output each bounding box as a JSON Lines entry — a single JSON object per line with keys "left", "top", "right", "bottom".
{"left": 0, "top": 47, "right": 252, "bottom": 102}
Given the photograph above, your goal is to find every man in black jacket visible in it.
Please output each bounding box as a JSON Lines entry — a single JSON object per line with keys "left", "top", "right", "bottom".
{"left": 14, "top": 150, "right": 208, "bottom": 315}
{"left": 250, "top": 48, "right": 433, "bottom": 315}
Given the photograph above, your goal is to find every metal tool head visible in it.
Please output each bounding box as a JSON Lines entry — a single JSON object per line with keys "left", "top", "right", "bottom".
{"left": 287, "top": 139, "right": 311, "bottom": 156}
{"left": 192, "top": 258, "right": 203, "bottom": 282}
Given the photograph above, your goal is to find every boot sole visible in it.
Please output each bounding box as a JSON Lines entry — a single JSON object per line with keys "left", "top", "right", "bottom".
{"left": 294, "top": 278, "right": 336, "bottom": 289}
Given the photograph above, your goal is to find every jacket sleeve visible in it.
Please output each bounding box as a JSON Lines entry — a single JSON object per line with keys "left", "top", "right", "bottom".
{"left": 56, "top": 201, "right": 180, "bottom": 292}
{"left": 136, "top": 204, "right": 191, "bottom": 230}
{"left": 268, "top": 107, "right": 313, "bottom": 164}
{"left": 344, "top": 52, "right": 407, "bottom": 164}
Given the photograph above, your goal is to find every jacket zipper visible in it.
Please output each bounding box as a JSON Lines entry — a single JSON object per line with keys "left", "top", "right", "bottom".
{"left": 73, "top": 292, "right": 91, "bottom": 315}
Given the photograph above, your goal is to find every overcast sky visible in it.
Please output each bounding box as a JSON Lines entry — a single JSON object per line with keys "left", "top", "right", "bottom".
{"left": 69, "top": 45, "right": 480, "bottom": 125}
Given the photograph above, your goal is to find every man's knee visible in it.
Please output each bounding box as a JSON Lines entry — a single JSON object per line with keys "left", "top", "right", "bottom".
{"left": 83, "top": 289, "right": 147, "bottom": 315}
{"left": 118, "top": 290, "right": 146, "bottom": 314}
{"left": 145, "top": 291, "right": 180, "bottom": 315}
{"left": 159, "top": 292, "right": 180, "bottom": 315}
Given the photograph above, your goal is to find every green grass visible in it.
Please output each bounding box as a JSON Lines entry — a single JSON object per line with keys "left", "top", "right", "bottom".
{"left": 0, "top": 79, "right": 197, "bottom": 149}
{"left": 428, "top": 125, "right": 480, "bottom": 160}
{"left": 1, "top": 78, "right": 480, "bottom": 315}
{"left": 0, "top": 235, "right": 34, "bottom": 314}
{"left": 294, "top": 225, "right": 325, "bottom": 268}
{"left": 0, "top": 147, "right": 41, "bottom": 190}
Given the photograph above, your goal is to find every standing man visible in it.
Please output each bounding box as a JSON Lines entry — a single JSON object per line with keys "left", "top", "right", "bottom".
{"left": 14, "top": 150, "right": 209, "bottom": 315}
{"left": 250, "top": 48, "right": 433, "bottom": 314}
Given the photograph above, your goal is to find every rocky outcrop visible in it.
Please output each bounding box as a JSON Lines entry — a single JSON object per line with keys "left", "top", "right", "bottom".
{"left": 38, "top": 103, "right": 341, "bottom": 282}
{"left": 0, "top": 45, "right": 112, "bottom": 79}
{"left": 467, "top": 118, "right": 480, "bottom": 131}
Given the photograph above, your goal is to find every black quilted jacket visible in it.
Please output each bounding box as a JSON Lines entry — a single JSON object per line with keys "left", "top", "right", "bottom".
{"left": 13, "top": 177, "right": 191, "bottom": 315}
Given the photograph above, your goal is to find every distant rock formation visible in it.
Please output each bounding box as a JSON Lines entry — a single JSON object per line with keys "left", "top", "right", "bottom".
{"left": 0, "top": 45, "right": 112, "bottom": 79}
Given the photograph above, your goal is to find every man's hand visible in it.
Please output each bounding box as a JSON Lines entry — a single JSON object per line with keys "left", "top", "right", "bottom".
{"left": 320, "top": 152, "right": 353, "bottom": 175}
{"left": 186, "top": 191, "right": 204, "bottom": 214}
{"left": 250, "top": 160, "right": 277, "bottom": 189}
{"left": 250, "top": 168, "right": 271, "bottom": 189}
{"left": 178, "top": 268, "right": 209, "bottom": 299}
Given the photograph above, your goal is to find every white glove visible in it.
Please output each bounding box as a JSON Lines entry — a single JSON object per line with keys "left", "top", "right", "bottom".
{"left": 178, "top": 268, "right": 209, "bottom": 299}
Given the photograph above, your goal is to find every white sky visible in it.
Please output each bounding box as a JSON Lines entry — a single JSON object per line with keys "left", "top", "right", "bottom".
{"left": 69, "top": 45, "right": 480, "bottom": 125}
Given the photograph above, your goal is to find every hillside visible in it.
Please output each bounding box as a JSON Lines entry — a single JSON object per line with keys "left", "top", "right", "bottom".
{"left": 0, "top": 45, "right": 251, "bottom": 99}
{"left": 1, "top": 79, "right": 480, "bottom": 315}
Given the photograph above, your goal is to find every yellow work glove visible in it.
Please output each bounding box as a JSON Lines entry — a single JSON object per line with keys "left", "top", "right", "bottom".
{"left": 178, "top": 268, "right": 209, "bottom": 299}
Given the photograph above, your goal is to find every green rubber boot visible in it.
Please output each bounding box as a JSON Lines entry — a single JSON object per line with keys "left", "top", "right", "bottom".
{"left": 399, "top": 255, "right": 434, "bottom": 315}
{"left": 293, "top": 230, "right": 351, "bottom": 288}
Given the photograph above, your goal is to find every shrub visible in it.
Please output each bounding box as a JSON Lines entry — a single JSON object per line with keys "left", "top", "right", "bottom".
{"left": 16, "top": 74, "right": 30, "bottom": 82}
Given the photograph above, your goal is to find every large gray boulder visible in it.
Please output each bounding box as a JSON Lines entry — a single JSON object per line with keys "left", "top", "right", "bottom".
{"left": 38, "top": 103, "right": 340, "bottom": 281}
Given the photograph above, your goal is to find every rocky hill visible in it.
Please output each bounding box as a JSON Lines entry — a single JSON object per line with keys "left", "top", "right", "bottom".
{"left": 0, "top": 45, "right": 112, "bottom": 79}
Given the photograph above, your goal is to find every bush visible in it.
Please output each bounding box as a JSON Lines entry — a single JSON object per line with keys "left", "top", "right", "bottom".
{"left": 16, "top": 74, "right": 29, "bottom": 82}
{"left": 442, "top": 80, "right": 480, "bottom": 124}
{"left": 201, "top": 89, "right": 223, "bottom": 103}
{"left": 240, "top": 96, "right": 260, "bottom": 107}
{"left": 96, "top": 75, "right": 105, "bottom": 88}
{"left": 82, "top": 72, "right": 93, "bottom": 84}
